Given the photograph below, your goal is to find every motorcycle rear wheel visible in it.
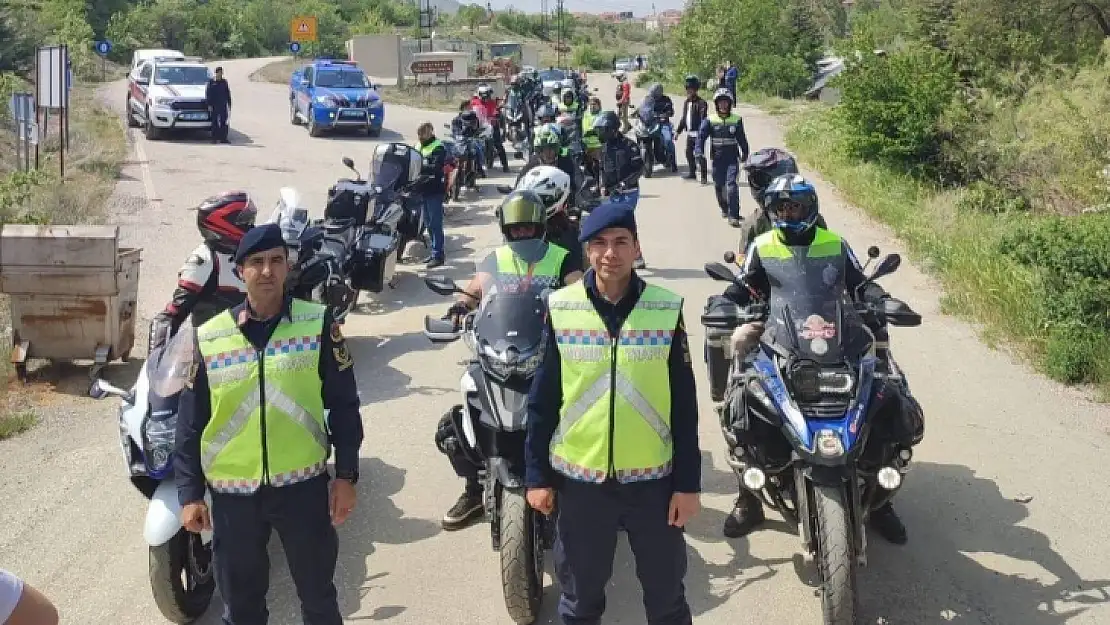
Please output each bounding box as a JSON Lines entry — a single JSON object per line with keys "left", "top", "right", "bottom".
{"left": 814, "top": 484, "right": 858, "bottom": 625}
{"left": 149, "top": 529, "right": 215, "bottom": 624}
{"left": 499, "top": 488, "right": 543, "bottom": 625}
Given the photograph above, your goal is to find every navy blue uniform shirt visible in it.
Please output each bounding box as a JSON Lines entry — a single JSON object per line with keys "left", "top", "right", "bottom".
{"left": 525, "top": 269, "right": 702, "bottom": 493}
{"left": 175, "top": 296, "right": 364, "bottom": 505}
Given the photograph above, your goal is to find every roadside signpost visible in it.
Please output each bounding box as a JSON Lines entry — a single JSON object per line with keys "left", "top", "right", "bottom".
{"left": 93, "top": 39, "right": 112, "bottom": 82}
{"left": 291, "top": 16, "right": 318, "bottom": 43}
{"left": 289, "top": 41, "right": 302, "bottom": 55}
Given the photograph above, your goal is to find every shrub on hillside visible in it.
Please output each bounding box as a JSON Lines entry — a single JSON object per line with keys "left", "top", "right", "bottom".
{"left": 832, "top": 44, "right": 958, "bottom": 170}
{"left": 738, "top": 54, "right": 812, "bottom": 98}
{"left": 572, "top": 44, "right": 609, "bottom": 71}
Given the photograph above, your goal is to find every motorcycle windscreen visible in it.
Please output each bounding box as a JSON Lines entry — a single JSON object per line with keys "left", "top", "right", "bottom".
{"left": 473, "top": 291, "right": 549, "bottom": 383}
{"left": 764, "top": 280, "right": 873, "bottom": 365}
{"left": 142, "top": 320, "right": 196, "bottom": 477}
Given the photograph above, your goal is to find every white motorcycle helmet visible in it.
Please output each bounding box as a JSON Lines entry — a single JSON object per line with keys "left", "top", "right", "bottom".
{"left": 613, "top": 69, "right": 627, "bottom": 81}
{"left": 517, "top": 165, "right": 571, "bottom": 217}
{"left": 560, "top": 78, "right": 575, "bottom": 92}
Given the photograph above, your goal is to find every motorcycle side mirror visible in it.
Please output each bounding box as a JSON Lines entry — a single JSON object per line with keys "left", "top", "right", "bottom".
{"left": 704, "top": 262, "right": 737, "bottom": 283}
{"left": 89, "top": 378, "right": 130, "bottom": 400}
{"left": 868, "top": 253, "right": 901, "bottom": 282}
{"left": 723, "top": 251, "right": 737, "bottom": 264}
{"left": 341, "top": 157, "right": 361, "bottom": 180}
{"left": 496, "top": 184, "right": 514, "bottom": 194}
{"left": 424, "top": 276, "right": 462, "bottom": 296}
{"left": 867, "top": 245, "right": 881, "bottom": 259}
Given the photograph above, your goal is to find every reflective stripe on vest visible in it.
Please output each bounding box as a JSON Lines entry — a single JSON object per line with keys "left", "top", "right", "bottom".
{"left": 547, "top": 282, "right": 683, "bottom": 484}
{"left": 582, "top": 112, "right": 601, "bottom": 148}
{"left": 493, "top": 244, "right": 567, "bottom": 294}
{"left": 196, "top": 299, "right": 329, "bottom": 494}
{"left": 709, "top": 113, "right": 741, "bottom": 148}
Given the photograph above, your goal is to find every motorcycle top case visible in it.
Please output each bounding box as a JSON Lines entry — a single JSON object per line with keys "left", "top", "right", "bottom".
{"left": 745, "top": 147, "right": 798, "bottom": 203}
{"left": 371, "top": 143, "right": 423, "bottom": 189}
{"left": 349, "top": 230, "right": 398, "bottom": 292}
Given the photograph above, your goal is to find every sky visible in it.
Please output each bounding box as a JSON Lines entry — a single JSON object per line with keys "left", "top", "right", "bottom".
{"left": 485, "top": 0, "right": 687, "bottom": 15}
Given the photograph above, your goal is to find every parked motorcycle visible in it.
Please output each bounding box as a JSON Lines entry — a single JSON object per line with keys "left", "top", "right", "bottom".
{"left": 444, "top": 124, "right": 481, "bottom": 201}
{"left": 422, "top": 276, "right": 553, "bottom": 625}
{"left": 632, "top": 111, "right": 676, "bottom": 178}
{"left": 89, "top": 324, "right": 215, "bottom": 624}
{"left": 700, "top": 248, "right": 921, "bottom": 625}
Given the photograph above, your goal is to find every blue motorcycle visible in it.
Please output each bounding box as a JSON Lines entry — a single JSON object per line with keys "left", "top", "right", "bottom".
{"left": 701, "top": 249, "right": 920, "bottom": 625}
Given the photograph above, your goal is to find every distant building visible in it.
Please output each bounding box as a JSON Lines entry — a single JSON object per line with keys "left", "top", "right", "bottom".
{"left": 645, "top": 9, "right": 682, "bottom": 30}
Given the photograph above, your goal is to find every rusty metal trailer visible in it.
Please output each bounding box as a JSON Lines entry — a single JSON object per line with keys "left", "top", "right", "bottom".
{"left": 0, "top": 225, "right": 142, "bottom": 381}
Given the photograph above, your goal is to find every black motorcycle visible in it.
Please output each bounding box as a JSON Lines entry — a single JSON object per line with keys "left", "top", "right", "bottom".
{"left": 503, "top": 90, "right": 532, "bottom": 160}
{"left": 632, "top": 111, "right": 676, "bottom": 177}
{"left": 701, "top": 248, "right": 922, "bottom": 625}
{"left": 422, "top": 276, "right": 552, "bottom": 625}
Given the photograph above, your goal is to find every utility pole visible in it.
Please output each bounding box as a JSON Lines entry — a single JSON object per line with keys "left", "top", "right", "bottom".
{"left": 556, "top": 0, "right": 565, "bottom": 68}
{"left": 541, "top": 0, "right": 548, "bottom": 36}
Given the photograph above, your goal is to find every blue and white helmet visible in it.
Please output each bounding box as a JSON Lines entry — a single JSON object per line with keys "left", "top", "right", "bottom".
{"left": 763, "top": 173, "right": 819, "bottom": 234}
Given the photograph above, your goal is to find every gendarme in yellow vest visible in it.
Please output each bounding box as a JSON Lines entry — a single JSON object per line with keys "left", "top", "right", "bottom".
{"left": 492, "top": 243, "right": 567, "bottom": 294}
{"left": 547, "top": 281, "right": 683, "bottom": 483}
{"left": 196, "top": 299, "right": 329, "bottom": 494}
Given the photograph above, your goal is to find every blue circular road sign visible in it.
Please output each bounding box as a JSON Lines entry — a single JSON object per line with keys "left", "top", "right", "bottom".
{"left": 94, "top": 40, "right": 112, "bottom": 56}
{"left": 289, "top": 42, "right": 302, "bottom": 54}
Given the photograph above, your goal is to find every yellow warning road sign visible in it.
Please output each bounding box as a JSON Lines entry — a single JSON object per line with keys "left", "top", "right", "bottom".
{"left": 291, "top": 16, "right": 318, "bottom": 42}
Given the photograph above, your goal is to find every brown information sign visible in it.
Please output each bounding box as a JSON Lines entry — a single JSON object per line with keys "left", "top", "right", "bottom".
{"left": 410, "top": 59, "right": 455, "bottom": 75}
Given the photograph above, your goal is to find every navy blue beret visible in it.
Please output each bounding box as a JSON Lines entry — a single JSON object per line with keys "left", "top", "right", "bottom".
{"left": 578, "top": 201, "right": 638, "bottom": 243}
{"left": 233, "top": 223, "right": 288, "bottom": 264}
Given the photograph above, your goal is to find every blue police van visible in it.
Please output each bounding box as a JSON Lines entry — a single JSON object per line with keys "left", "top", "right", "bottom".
{"left": 289, "top": 59, "right": 385, "bottom": 137}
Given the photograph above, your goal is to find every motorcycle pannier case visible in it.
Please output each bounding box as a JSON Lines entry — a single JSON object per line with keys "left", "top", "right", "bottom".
{"left": 349, "top": 230, "right": 398, "bottom": 293}
{"left": 703, "top": 295, "right": 738, "bottom": 402}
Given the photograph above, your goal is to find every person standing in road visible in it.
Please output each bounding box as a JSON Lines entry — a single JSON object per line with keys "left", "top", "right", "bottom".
{"left": 0, "top": 569, "right": 59, "bottom": 625}
{"left": 174, "top": 224, "right": 365, "bottom": 625}
{"left": 525, "top": 202, "right": 702, "bottom": 625}
{"left": 696, "top": 88, "right": 749, "bottom": 227}
{"left": 414, "top": 122, "right": 448, "bottom": 268}
{"left": 724, "top": 61, "right": 739, "bottom": 100}
{"left": 675, "top": 75, "right": 708, "bottom": 184}
{"left": 206, "top": 66, "right": 232, "bottom": 144}
{"left": 613, "top": 70, "right": 632, "bottom": 133}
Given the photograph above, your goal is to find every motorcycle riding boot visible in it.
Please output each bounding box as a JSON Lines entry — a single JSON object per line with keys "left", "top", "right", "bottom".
{"left": 869, "top": 502, "right": 908, "bottom": 544}
{"left": 723, "top": 488, "right": 765, "bottom": 538}
{"left": 442, "top": 477, "right": 485, "bottom": 530}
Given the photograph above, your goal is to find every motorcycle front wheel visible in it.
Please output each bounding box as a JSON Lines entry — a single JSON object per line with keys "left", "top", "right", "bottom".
{"left": 642, "top": 140, "right": 654, "bottom": 178}
{"left": 149, "top": 529, "right": 215, "bottom": 624}
{"left": 500, "top": 487, "right": 543, "bottom": 625}
{"left": 814, "top": 484, "right": 858, "bottom": 625}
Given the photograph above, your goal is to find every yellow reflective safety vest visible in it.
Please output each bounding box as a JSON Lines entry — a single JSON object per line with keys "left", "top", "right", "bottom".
{"left": 419, "top": 138, "right": 442, "bottom": 158}
{"left": 708, "top": 113, "right": 741, "bottom": 158}
{"left": 196, "top": 299, "right": 329, "bottom": 494}
{"left": 492, "top": 243, "right": 568, "bottom": 294}
{"left": 547, "top": 281, "right": 683, "bottom": 483}
{"left": 582, "top": 111, "right": 601, "bottom": 149}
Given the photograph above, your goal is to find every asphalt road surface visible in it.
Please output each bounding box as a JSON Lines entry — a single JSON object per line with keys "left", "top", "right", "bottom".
{"left": 1, "top": 57, "right": 1108, "bottom": 625}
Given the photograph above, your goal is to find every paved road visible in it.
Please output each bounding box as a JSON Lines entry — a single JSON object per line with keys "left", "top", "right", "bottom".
{"left": 1, "top": 56, "right": 1109, "bottom": 625}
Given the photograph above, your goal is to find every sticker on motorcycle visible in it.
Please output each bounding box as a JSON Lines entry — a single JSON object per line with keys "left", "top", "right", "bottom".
{"left": 799, "top": 314, "right": 836, "bottom": 340}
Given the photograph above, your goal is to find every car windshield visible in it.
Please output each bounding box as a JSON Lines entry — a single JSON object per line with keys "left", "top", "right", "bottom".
{"left": 154, "top": 66, "right": 209, "bottom": 85}
{"left": 538, "top": 69, "right": 566, "bottom": 82}
{"left": 763, "top": 268, "right": 873, "bottom": 364}
{"left": 315, "top": 70, "right": 370, "bottom": 89}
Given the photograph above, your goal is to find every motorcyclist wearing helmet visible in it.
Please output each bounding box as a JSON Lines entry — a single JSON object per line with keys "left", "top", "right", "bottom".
{"left": 470, "top": 84, "right": 509, "bottom": 173}
{"left": 715, "top": 174, "right": 922, "bottom": 545}
{"left": 696, "top": 88, "right": 750, "bottom": 227}
{"left": 581, "top": 97, "right": 604, "bottom": 179}
{"left": 637, "top": 82, "right": 678, "bottom": 173}
{"left": 517, "top": 165, "right": 585, "bottom": 276}
{"left": 613, "top": 69, "right": 632, "bottom": 132}
{"left": 516, "top": 125, "right": 579, "bottom": 199}
{"left": 558, "top": 86, "right": 581, "bottom": 119}
{"left": 451, "top": 101, "right": 487, "bottom": 180}
{"left": 675, "top": 74, "right": 709, "bottom": 183}
{"left": 535, "top": 103, "right": 558, "bottom": 127}
{"left": 738, "top": 147, "right": 825, "bottom": 255}
{"left": 148, "top": 190, "right": 257, "bottom": 350}
{"left": 435, "top": 190, "right": 583, "bottom": 530}
{"left": 592, "top": 110, "right": 647, "bottom": 269}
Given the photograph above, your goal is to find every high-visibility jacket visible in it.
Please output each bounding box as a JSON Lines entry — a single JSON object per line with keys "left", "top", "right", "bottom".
{"left": 196, "top": 299, "right": 329, "bottom": 494}
{"left": 547, "top": 282, "right": 683, "bottom": 483}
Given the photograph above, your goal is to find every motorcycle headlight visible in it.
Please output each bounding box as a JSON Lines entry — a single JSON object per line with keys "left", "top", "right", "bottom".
{"left": 141, "top": 410, "right": 177, "bottom": 477}
{"left": 479, "top": 341, "right": 546, "bottom": 381}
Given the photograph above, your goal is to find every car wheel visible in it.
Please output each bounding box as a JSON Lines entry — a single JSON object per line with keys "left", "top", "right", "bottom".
{"left": 307, "top": 107, "right": 322, "bottom": 137}
{"left": 143, "top": 107, "right": 161, "bottom": 140}
{"left": 367, "top": 126, "right": 381, "bottom": 138}
{"left": 126, "top": 96, "right": 141, "bottom": 128}
{"left": 290, "top": 99, "right": 300, "bottom": 125}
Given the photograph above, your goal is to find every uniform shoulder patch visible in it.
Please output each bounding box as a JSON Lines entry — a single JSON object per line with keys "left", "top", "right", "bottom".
{"left": 330, "top": 322, "right": 353, "bottom": 371}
